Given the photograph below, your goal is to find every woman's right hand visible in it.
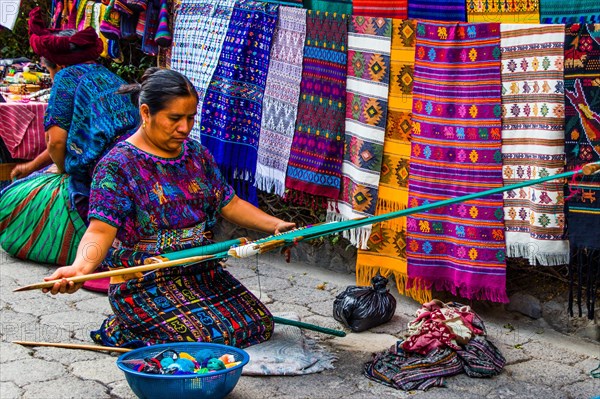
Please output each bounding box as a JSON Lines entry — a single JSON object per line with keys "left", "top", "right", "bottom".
{"left": 43, "top": 265, "right": 87, "bottom": 295}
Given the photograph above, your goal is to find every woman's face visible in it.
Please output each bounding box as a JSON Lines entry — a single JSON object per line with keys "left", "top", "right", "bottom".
{"left": 143, "top": 95, "right": 198, "bottom": 155}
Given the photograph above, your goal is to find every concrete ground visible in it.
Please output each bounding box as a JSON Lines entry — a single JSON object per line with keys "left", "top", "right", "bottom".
{"left": 1, "top": 248, "right": 599, "bottom": 399}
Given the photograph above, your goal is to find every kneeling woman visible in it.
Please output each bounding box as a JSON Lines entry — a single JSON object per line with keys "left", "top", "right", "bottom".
{"left": 45, "top": 68, "right": 295, "bottom": 348}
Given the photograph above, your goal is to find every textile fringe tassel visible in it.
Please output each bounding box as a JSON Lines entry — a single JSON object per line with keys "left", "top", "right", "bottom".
{"left": 407, "top": 277, "right": 510, "bottom": 304}
{"left": 375, "top": 198, "right": 406, "bottom": 233}
{"left": 254, "top": 173, "right": 286, "bottom": 197}
{"left": 570, "top": 249, "right": 600, "bottom": 320}
{"left": 283, "top": 189, "right": 328, "bottom": 210}
{"left": 506, "top": 243, "right": 570, "bottom": 266}
{"left": 325, "top": 211, "right": 372, "bottom": 250}
{"left": 356, "top": 263, "right": 432, "bottom": 304}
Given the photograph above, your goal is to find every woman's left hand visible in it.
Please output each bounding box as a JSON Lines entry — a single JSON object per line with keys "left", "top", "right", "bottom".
{"left": 274, "top": 221, "right": 296, "bottom": 235}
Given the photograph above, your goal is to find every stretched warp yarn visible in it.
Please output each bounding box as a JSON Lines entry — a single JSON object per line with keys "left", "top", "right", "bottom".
{"left": 201, "top": 0, "right": 279, "bottom": 205}
{"left": 356, "top": 19, "right": 431, "bottom": 303}
{"left": 170, "top": 0, "right": 236, "bottom": 141}
{"left": 564, "top": 23, "right": 600, "bottom": 319}
{"left": 285, "top": 10, "right": 348, "bottom": 207}
{"left": 467, "top": 0, "right": 540, "bottom": 24}
{"left": 500, "top": 23, "right": 569, "bottom": 266}
{"left": 326, "top": 15, "right": 392, "bottom": 249}
{"left": 255, "top": 6, "right": 307, "bottom": 196}
{"left": 407, "top": 21, "right": 508, "bottom": 303}
{"left": 352, "top": 0, "right": 407, "bottom": 19}
{"left": 539, "top": 0, "right": 600, "bottom": 23}
{"left": 408, "top": 0, "right": 466, "bottom": 22}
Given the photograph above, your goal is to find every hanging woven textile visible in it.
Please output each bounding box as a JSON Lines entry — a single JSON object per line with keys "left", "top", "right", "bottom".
{"left": 304, "top": 0, "right": 352, "bottom": 15}
{"left": 285, "top": 10, "right": 348, "bottom": 207}
{"left": 408, "top": 0, "right": 466, "bottom": 22}
{"left": 356, "top": 20, "right": 431, "bottom": 304}
{"left": 352, "top": 0, "right": 407, "bottom": 19}
{"left": 170, "top": 0, "right": 236, "bottom": 141}
{"left": 255, "top": 6, "right": 307, "bottom": 196}
{"left": 467, "top": 0, "right": 540, "bottom": 24}
{"left": 540, "top": 0, "right": 600, "bottom": 23}
{"left": 200, "top": 0, "right": 279, "bottom": 205}
{"left": 326, "top": 15, "right": 392, "bottom": 249}
{"left": 500, "top": 24, "right": 569, "bottom": 266}
{"left": 407, "top": 21, "right": 508, "bottom": 303}
{"left": 564, "top": 23, "right": 600, "bottom": 319}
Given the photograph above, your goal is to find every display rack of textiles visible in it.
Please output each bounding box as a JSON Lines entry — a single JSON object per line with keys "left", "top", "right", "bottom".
{"left": 149, "top": 0, "right": 600, "bottom": 311}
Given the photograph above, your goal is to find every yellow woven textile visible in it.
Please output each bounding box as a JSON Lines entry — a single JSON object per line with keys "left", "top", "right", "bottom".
{"left": 356, "top": 19, "right": 431, "bottom": 304}
{"left": 466, "top": 0, "right": 540, "bottom": 24}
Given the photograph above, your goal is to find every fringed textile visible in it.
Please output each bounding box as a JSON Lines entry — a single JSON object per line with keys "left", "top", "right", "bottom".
{"left": 255, "top": 6, "right": 307, "bottom": 196}
{"left": 200, "top": 0, "right": 279, "bottom": 205}
{"left": 303, "top": 0, "right": 352, "bottom": 15}
{"left": 500, "top": 24, "right": 569, "bottom": 266}
{"left": 352, "top": 0, "right": 407, "bottom": 19}
{"left": 356, "top": 20, "right": 430, "bottom": 304}
{"left": 407, "top": 21, "right": 508, "bottom": 303}
{"left": 564, "top": 23, "right": 600, "bottom": 319}
{"left": 326, "top": 16, "right": 392, "bottom": 249}
{"left": 540, "top": 0, "right": 600, "bottom": 24}
{"left": 467, "top": 0, "right": 540, "bottom": 24}
{"left": 285, "top": 10, "right": 348, "bottom": 206}
{"left": 170, "top": 0, "right": 236, "bottom": 141}
{"left": 408, "top": 0, "right": 466, "bottom": 22}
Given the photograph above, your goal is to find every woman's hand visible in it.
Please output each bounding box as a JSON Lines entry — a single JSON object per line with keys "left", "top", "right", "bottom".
{"left": 43, "top": 265, "right": 88, "bottom": 295}
{"left": 274, "top": 221, "right": 296, "bottom": 235}
{"left": 10, "top": 162, "right": 35, "bottom": 180}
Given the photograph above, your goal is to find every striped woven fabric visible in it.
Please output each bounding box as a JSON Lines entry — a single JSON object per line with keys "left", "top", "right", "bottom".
{"left": 0, "top": 172, "right": 86, "bottom": 265}
{"left": 170, "top": 0, "right": 236, "bottom": 141}
{"left": 326, "top": 15, "right": 392, "bottom": 249}
{"left": 255, "top": 6, "right": 307, "bottom": 197}
{"left": 0, "top": 102, "right": 46, "bottom": 160}
{"left": 500, "top": 24, "right": 569, "bottom": 266}
{"left": 408, "top": 0, "right": 466, "bottom": 22}
{"left": 407, "top": 21, "right": 508, "bottom": 303}
{"left": 467, "top": 0, "right": 540, "bottom": 24}
{"left": 564, "top": 23, "right": 600, "bottom": 251}
{"left": 285, "top": 10, "right": 348, "bottom": 205}
{"left": 200, "top": 0, "right": 279, "bottom": 205}
{"left": 353, "top": 0, "right": 407, "bottom": 19}
{"left": 356, "top": 20, "right": 430, "bottom": 303}
{"left": 540, "top": 0, "right": 600, "bottom": 23}
{"left": 304, "top": 0, "right": 352, "bottom": 14}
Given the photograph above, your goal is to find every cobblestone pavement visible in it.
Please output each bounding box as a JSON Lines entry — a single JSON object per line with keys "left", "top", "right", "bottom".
{"left": 1, "top": 249, "right": 599, "bottom": 399}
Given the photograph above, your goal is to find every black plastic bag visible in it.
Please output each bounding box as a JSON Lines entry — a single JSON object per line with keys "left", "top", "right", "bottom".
{"left": 333, "top": 274, "right": 397, "bottom": 332}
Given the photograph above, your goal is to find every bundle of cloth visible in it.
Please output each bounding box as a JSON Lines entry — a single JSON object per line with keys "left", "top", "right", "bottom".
{"left": 364, "top": 299, "right": 505, "bottom": 390}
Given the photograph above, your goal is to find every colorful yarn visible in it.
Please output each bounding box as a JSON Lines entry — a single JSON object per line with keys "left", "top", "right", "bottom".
{"left": 500, "top": 24, "right": 569, "bottom": 266}
{"left": 255, "top": 6, "right": 307, "bottom": 196}
{"left": 285, "top": 10, "right": 348, "bottom": 205}
{"left": 356, "top": 19, "right": 431, "bottom": 304}
{"left": 200, "top": 0, "right": 279, "bottom": 205}
{"left": 352, "top": 0, "right": 407, "bottom": 18}
{"left": 154, "top": 0, "right": 172, "bottom": 47}
{"left": 407, "top": 21, "right": 508, "bottom": 303}
{"left": 326, "top": 15, "right": 392, "bottom": 249}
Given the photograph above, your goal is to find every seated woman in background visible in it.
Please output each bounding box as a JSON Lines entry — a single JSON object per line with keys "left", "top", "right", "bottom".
{"left": 44, "top": 68, "right": 296, "bottom": 348}
{"left": 0, "top": 7, "right": 139, "bottom": 266}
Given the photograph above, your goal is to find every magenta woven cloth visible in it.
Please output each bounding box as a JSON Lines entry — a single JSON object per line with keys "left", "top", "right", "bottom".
{"left": 0, "top": 102, "right": 47, "bottom": 160}
{"left": 407, "top": 21, "right": 508, "bottom": 303}
{"left": 285, "top": 11, "right": 348, "bottom": 205}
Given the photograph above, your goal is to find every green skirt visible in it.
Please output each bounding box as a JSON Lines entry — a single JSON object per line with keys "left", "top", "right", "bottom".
{"left": 0, "top": 172, "right": 86, "bottom": 265}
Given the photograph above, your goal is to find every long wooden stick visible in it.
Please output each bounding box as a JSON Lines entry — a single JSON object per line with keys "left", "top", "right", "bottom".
{"left": 13, "top": 255, "right": 215, "bottom": 292}
{"left": 13, "top": 340, "right": 132, "bottom": 353}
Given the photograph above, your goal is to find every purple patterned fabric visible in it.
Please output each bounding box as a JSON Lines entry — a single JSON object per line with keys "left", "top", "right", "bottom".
{"left": 406, "top": 21, "right": 508, "bottom": 303}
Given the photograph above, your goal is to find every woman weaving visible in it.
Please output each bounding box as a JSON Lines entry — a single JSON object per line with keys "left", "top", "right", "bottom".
{"left": 0, "top": 7, "right": 139, "bottom": 266}
{"left": 44, "top": 68, "right": 296, "bottom": 348}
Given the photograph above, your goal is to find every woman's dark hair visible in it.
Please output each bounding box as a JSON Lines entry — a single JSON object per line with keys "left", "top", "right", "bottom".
{"left": 117, "top": 68, "right": 199, "bottom": 114}
{"left": 40, "top": 56, "right": 57, "bottom": 70}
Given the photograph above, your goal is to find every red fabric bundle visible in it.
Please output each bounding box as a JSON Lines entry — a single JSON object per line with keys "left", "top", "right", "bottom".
{"left": 28, "top": 7, "right": 103, "bottom": 66}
